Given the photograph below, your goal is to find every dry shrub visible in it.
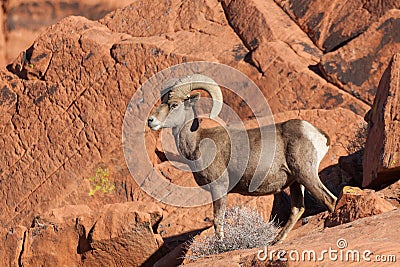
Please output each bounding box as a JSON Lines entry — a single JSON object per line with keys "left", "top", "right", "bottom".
{"left": 185, "top": 206, "right": 279, "bottom": 261}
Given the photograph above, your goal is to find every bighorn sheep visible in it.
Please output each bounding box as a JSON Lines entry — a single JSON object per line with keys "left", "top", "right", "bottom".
{"left": 147, "top": 74, "right": 337, "bottom": 243}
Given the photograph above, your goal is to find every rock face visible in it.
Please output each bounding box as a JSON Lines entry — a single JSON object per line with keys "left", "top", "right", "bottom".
{"left": 220, "top": 0, "right": 368, "bottom": 116}
{"left": 275, "top": 0, "right": 400, "bottom": 52}
{"left": 380, "top": 179, "right": 400, "bottom": 208}
{"left": 0, "top": 17, "right": 134, "bottom": 228}
{"left": 325, "top": 186, "right": 395, "bottom": 227}
{"left": 220, "top": 0, "right": 322, "bottom": 62}
{"left": 80, "top": 202, "right": 163, "bottom": 266}
{"left": 320, "top": 10, "right": 400, "bottom": 104}
{"left": 0, "top": 0, "right": 133, "bottom": 66}
{"left": 0, "top": 6, "right": 5, "bottom": 67}
{"left": 0, "top": 202, "right": 163, "bottom": 267}
{"left": 363, "top": 53, "right": 400, "bottom": 188}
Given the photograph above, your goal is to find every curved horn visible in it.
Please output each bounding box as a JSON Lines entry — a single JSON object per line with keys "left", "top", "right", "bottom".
{"left": 169, "top": 74, "right": 223, "bottom": 118}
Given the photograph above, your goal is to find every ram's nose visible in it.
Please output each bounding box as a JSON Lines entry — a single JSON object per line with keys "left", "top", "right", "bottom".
{"left": 147, "top": 116, "right": 161, "bottom": 130}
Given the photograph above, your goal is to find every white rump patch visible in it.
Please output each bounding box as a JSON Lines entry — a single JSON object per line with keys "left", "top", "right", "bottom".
{"left": 300, "top": 120, "right": 329, "bottom": 167}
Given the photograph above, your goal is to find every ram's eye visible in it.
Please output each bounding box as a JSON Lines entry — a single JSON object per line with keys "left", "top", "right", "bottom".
{"left": 170, "top": 103, "right": 178, "bottom": 109}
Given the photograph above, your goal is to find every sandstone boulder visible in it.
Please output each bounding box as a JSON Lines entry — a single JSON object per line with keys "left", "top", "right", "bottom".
{"left": 99, "top": 0, "right": 249, "bottom": 66}
{"left": 379, "top": 179, "right": 400, "bottom": 208}
{"left": 363, "top": 53, "right": 400, "bottom": 188}
{"left": 0, "top": 202, "right": 163, "bottom": 267}
{"left": 220, "top": 0, "right": 322, "bottom": 62}
{"left": 320, "top": 10, "right": 400, "bottom": 104}
{"left": 1, "top": 0, "right": 133, "bottom": 66}
{"left": 275, "top": 0, "right": 400, "bottom": 52}
{"left": 81, "top": 202, "right": 163, "bottom": 266}
{"left": 252, "top": 42, "right": 368, "bottom": 116}
{"left": 325, "top": 186, "right": 396, "bottom": 227}
{"left": 220, "top": 0, "right": 368, "bottom": 116}
{"left": 0, "top": 226, "right": 27, "bottom": 266}
{"left": 19, "top": 219, "right": 81, "bottom": 266}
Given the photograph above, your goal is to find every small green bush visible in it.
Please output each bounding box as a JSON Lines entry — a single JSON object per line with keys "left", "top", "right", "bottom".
{"left": 88, "top": 167, "right": 115, "bottom": 196}
{"left": 185, "top": 206, "right": 279, "bottom": 261}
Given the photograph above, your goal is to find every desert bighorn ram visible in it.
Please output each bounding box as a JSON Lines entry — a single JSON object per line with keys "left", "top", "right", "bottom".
{"left": 147, "top": 74, "right": 337, "bottom": 243}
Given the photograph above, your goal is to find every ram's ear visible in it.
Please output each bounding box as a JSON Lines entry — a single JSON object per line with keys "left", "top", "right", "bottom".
{"left": 185, "top": 92, "right": 200, "bottom": 107}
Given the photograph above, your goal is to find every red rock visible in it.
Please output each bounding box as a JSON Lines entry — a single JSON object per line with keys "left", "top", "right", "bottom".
{"left": 251, "top": 42, "right": 368, "bottom": 115}
{"left": 320, "top": 10, "right": 400, "bottom": 104}
{"left": 82, "top": 202, "right": 163, "bottom": 267}
{"left": 275, "top": 0, "right": 400, "bottom": 52}
{"left": 363, "top": 53, "right": 400, "bottom": 188}
{"left": 0, "top": 226, "right": 27, "bottom": 266}
{"left": 1, "top": 0, "right": 133, "bottom": 66}
{"left": 185, "top": 248, "right": 256, "bottom": 267}
{"left": 220, "top": 0, "right": 322, "bottom": 62}
{"left": 100, "top": 0, "right": 248, "bottom": 66}
{"left": 379, "top": 179, "right": 400, "bottom": 208}
{"left": 20, "top": 219, "right": 81, "bottom": 266}
{"left": 0, "top": 16, "right": 153, "bottom": 228}
{"left": 0, "top": 202, "right": 163, "bottom": 267}
{"left": 154, "top": 243, "right": 188, "bottom": 267}
{"left": 220, "top": 0, "right": 368, "bottom": 116}
{"left": 325, "top": 186, "right": 395, "bottom": 227}
{"left": 0, "top": 7, "right": 5, "bottom": 66}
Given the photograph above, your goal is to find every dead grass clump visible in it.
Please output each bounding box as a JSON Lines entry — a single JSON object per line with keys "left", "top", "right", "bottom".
{"left": 185, "top": 206, "right": 279, "bottom": 261}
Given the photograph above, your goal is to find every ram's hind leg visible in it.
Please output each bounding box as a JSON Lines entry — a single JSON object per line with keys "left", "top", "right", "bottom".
{"left": 287, "top": 130, "right": 337, "bottom": 213}
{"left": 273, "top": 182, "right": 305, "bottom": 244}
{"left": 292, "top": 150, "right": 337, "bottom": 212}
{"left": 299, "top": 170, "right": 337, "bottom": 212}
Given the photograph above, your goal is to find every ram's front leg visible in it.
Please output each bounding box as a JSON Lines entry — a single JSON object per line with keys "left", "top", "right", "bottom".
{"left": 208, "top": 170, "right": 229, "bottom": 240}
{"left": 212, "top": 194, "right": 227, "bottom": 240}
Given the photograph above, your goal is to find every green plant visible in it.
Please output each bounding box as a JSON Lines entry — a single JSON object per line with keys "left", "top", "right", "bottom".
{"left": 185, "top": 206, "right": 279, "bottom": 261}
{"left": 88, "top": 167, "right": 115, "bottom": 196}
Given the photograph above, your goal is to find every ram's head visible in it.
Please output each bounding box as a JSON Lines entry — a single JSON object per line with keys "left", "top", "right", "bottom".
{"left": 147, "top": 74, "right": 223, "bottom": 130}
